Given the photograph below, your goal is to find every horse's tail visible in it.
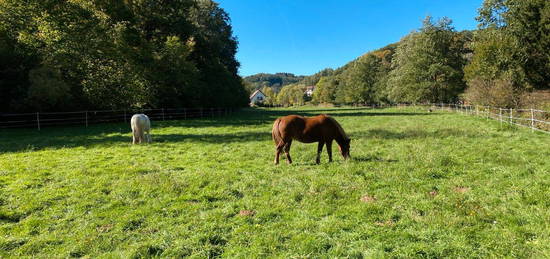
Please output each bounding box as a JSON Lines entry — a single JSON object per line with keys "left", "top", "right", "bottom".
{"left": 272, "top": 118, "right": 283, "bottom": 146}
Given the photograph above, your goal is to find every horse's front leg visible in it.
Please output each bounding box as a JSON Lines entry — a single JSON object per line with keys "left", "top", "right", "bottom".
{"left": 316, "top": 141, "right": 324, "bottom": 164}
{"left": 326, "top": 140, "right": 333, "bottom": 162}
{"left": 146, "top": 131, "right": 152, "bottom": 143}
{"left": 284, "top": 140, "right": 293, "bottom": 164}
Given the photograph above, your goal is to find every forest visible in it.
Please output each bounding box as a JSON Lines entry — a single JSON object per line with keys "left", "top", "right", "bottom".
{"left": 251, "top": 0, "right": 549, "bottom": 109}
{"left": 0, "top": 0, "right": 249, "bottom": 112}
{"left": 1, "top": 0, "right": 548, "bottom": 112}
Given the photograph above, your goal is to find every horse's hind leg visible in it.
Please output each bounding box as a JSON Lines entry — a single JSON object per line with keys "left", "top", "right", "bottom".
{"left": 139, "top": 130, "right": 146, "bottom": 144}
{"left": 274, "top": 142, "right": 284, "bottom": 165}
{"left": 132, "top": 130, "right": 138, "bottom": 144}
{"left": 284, "top": 140, "right": 293, "bottom": 164}
{"left": 316, "top": 141, "right": 324, "bottom": 164}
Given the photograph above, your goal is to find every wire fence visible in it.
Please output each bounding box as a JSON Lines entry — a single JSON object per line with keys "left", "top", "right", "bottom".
{"left": 1, "top": 104, "right": 548, "bottom": 133}
{"left": 430, "top": 103, "right": 550, "bottom": 134}
{"left": 0, "top": 107, "right": 237, "bottom": 130}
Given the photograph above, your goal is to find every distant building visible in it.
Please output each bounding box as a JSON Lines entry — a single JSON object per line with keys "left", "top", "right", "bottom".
{"left": 305, "top": 86, "right": 315, "bottom": 97}
{"left": 249, "top": 89, "right": 267, "bottom": 106}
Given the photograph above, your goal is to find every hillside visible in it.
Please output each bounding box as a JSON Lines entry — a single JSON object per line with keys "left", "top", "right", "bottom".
{"left": 243, "top": 73, "right": 306, "bottom": 93}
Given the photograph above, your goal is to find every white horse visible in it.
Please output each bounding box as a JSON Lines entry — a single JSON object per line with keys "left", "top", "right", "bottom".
{"left": 131, "top": 114, "right": 151, "bottom": 144}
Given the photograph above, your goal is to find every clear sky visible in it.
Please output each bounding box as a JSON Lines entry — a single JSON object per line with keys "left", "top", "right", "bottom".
{"left": 216, "top": 0, "right": 483, "bottom": 77}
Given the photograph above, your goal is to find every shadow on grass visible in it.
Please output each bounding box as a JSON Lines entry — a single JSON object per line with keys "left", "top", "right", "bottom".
{"left": 0, "top": 130, "right": 272, "bottom": 153}
{"left": 357, "top": 128, "right": 483, "bottom": 139}
{"left": 352, "top": 155, "right": 398, "bottom": 163}
{"left": 0, "top": 108, "right": 440, "bottom": 153}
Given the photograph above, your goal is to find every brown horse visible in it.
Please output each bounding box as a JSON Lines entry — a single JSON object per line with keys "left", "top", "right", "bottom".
{"left": 272, "top": 114, "right": 351, "bottom": 164}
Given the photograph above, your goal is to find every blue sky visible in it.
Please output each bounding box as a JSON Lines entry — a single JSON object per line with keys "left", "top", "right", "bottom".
{"left": 216, "top": 0, "right": 483, "bottom": 76}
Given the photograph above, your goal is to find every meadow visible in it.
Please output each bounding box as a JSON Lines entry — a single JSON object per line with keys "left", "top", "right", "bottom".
{"left": 1, "top": 107, "right": 549, "bottom": 258}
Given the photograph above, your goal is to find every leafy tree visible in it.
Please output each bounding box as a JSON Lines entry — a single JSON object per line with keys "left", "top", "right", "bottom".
{"left": 388, "top": 17, "right": 468, "bottom": 103}
{"left": 477, "top": 0, "right": 550, "bottom": 89}
{"left": 276, "top": 84, "right": 306, "bottom": 106}
{"left": 0, "top": 0, "right": 247, "bottom": 112}
{"left": 312, "top": 77, "right": 338, "bottom": 104}
{"left": 338, "top": 54, "right": 381, "bottom": 104}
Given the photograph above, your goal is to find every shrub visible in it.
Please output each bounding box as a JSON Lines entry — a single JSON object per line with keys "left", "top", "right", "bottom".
{"left": 463, "top": 77, "right": 521, "bottom": 108}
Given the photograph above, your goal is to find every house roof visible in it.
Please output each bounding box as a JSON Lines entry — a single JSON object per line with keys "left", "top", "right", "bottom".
{"left": 249, "top": 89, "right": 266, "bottom": 99}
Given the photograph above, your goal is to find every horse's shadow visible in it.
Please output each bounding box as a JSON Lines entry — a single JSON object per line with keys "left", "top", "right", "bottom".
{"left": 352, "top": 154, "right": 398, "bottom": 163}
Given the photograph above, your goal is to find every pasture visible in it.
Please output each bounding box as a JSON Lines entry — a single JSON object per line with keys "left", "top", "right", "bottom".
{"left": 1, "top": 107, "right": 549, "bottom": 258}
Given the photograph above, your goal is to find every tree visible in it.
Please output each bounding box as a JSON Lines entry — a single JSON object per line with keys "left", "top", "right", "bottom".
{"left": 388, "top": 17, "right": 468, "bottom": 103}
{"left": 276, "top": 84, "right": 306, "bottom": 106}
{"left": 312, "top": 77, "right": 338, "bottom": 104}
{"left": 477, "top": 0, "right": 550, "bottom": 89}
{"left": 260, "top": 86, "right": 276, "bottom": 106}
{"left": 338, "top": 54, "right": 381, "bottom": 104}
{"left": 0, "top": 0, "right": 248, "bottom": 112}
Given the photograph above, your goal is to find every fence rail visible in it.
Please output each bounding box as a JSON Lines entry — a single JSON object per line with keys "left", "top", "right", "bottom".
{"left": 0, "top": 107, "right": 237, "bottom": 130}
{"left": 1, "top": 104, "right": 548, "bottom": 133}
{"left": 430, "top": 103, "right": 550, "bottom": 134}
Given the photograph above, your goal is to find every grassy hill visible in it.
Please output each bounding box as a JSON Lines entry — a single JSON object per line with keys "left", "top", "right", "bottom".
{"left": 1, "top": 107, "right": 549, "bottom": 257}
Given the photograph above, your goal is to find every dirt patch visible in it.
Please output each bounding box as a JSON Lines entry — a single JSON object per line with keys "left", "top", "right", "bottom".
{"left": 429, "top": 190, "right": 438, "bottom": 197}
{"left": 238, "top": 210, "right": 255, "bottom": 217}
{"left": 454, "top": 187, "right": 470, "bottom": 193}
{"left": 97, "top": 224, "right": 113, "bottom": 233}
{"left": 375, "top": 219, "right": 394, "bottom": 227}
{"left": 360, "top": 194, "right": 377, "bottom": 203}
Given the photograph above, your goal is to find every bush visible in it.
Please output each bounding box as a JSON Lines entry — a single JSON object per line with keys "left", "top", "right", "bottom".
{"left": 25, "top": 66, "right": 72, "bottom": 111}
{"left": 463, "top": 77, "right": 521, "bottom": 108}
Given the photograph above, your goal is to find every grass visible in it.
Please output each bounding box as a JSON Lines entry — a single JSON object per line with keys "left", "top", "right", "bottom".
{"left": 1, "top": 106, "right": 549, "bottom": 258}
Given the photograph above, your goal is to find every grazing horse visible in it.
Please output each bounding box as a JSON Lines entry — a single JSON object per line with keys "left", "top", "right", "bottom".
{"left": 272, "top": 114, "right": 351, "bottom": 164}
{"left": 131, "top": 114, "right": 151, "bottom": 144}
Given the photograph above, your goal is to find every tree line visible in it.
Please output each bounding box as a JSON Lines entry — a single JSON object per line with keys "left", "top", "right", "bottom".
{"left": 257, "top": 0, "right": 549, "bottom": 109}
{"left": 0, "top": 0, "right": 248, "bottom": 112}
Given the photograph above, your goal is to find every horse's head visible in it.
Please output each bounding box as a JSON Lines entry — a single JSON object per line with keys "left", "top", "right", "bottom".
{"left": 338, "top": 138, "right": 351, "bottom": 159}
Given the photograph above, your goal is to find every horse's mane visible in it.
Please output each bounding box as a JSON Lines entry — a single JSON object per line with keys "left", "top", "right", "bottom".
{"left": 326, "top": 116, "right": 349, "bottom": 140}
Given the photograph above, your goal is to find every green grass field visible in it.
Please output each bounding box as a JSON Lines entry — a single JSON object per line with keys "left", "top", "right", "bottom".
{"left": 1, "top": 107, "right": 549, "bottom": 258}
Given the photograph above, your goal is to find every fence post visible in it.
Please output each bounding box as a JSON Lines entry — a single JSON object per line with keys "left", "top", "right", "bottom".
{"left": 509, "top": 108, "right": 513, "bottom": 125}
{"left": 184, "top": 108, "right": 187, "bottom": 119}
{"left": 85, "top": 111, "right": 88, "bottom": 127}
{"left": 36, "top": 112, "right": 40, "bottom": 130}
{"left": 530, "top": 108, "right": 534, "bottom": 132}
{"left": 211, "top": 108, "right": 214, "bottom": 118}
{"left": 162, "top": 108, "right": 165, "bottom": 121}
{"left": 200, "top": 108, "right": 203, "bottom": 118}
{"left": 499, "top": 108, "right": 502, "bottom": 126}
{"left": 124, "top": 110, "right": 127, "bottom": 123}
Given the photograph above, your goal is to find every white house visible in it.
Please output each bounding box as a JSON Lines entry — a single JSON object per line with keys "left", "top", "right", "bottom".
{"left": 249, "top": 89, "right": 267, "bottom": 106}
{"left": 305, "top": 86, "right": 315, "bottom": 97}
